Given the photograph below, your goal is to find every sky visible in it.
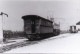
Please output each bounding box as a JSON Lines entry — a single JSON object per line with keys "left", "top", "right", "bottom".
{"left": 0, "top": 0, "right": 80, "bottom": 31}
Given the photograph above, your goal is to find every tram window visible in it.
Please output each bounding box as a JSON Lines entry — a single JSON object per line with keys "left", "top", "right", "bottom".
{"left": 48, "top": 22, "right": 50, "bottom": 26}
{"left": 35, "top": 20, "right": 39, "bottom": 25}
{"left": 47, "top": 22, "right": 50, "bottom": 27}
{"left": 43, "top": 20, "right": 45, "bottom": 26}
{"left": 50, "top": 23, "right": 51, "bottom": 26}
{"left": 44, "top": 21, "right": 45, "bottom": 26}
{"left": 31, "top": 21, "right": 35, "bottom": 24}
{"left": 25, "top": 20, "right": 31, "bottom": 24}
{"left": 45, "top": 21, "right": 46, "bottom": 26}
{"left": 41, "top": 20, "right": 43, "bottom": 25}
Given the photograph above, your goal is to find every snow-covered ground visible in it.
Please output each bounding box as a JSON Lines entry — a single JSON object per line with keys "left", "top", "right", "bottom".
{"left": 2, "top": 38, "right": 27, "bottom": 46}
{"left": 4, "top": 31, "right": 80, "bottom": 53}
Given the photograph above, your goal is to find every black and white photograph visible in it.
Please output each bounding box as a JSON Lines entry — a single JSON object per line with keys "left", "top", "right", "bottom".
{"left": 0, "top": 0, "right": 80, "bottom": 53}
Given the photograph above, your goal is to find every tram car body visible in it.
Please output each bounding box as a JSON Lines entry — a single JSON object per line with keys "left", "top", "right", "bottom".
{"left": 69, "top": 25, "right": 78, "bottom": 33}
{"left": 22, "top": 15, "right": 59, "bottom": 40}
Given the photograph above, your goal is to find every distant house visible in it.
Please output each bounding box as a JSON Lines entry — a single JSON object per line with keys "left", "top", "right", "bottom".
{"left": 76, "top": 21, "right": 80, "bottom": 25}
{"left": 76, "top": 21, "right": 80, "bottom": 31}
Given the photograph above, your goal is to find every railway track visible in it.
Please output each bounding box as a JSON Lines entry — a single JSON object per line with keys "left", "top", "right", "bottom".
{"left": 0, "top": 40, "right": 40, "bottom": 53}
{"left": 0, "top": 35, "right": 61, "bottom": 53}
{"left": 0, "top": 35, "right": 51, "bottom": 53}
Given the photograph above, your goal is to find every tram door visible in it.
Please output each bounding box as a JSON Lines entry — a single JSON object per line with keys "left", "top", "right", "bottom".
{"left": 31, "top": 19, "right": 36, "bottom": 33}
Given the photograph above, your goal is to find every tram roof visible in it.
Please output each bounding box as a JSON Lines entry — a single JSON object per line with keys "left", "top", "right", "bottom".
{"left": 22, "top": 15, "right": 53, "bottom": 23}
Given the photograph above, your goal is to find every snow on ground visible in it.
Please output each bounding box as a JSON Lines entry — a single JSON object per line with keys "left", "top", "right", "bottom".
{"left": 4, "top": 31, "right": 80, "bottom": 53}
{"left": 2, "top": 38, "right": 27, "bottom": 46}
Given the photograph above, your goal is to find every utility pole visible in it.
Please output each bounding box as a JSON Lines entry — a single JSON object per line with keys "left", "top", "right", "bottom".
{"left": 0, "top": 12, "right": 8, "bottom": 43}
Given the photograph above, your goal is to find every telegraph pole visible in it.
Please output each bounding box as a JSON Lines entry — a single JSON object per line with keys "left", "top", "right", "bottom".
{"left": 0, "top": 12, "right": 8, "bottom": 43}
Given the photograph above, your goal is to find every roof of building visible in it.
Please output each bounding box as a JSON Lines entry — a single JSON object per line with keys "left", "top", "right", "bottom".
{"left": 76, "top": 21, "right": 80, "bottom": 25}
{"left": 22, "top": 15, "right": 53, "bottom": 23}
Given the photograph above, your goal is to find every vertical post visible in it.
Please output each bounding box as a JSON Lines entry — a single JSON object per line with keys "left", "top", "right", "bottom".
{"left": 0, "top": 12, "right": 8, "bottom": 43}
{"left": 0, "top": 15, "right": 3, "bottom": 43}
{"left": 59, "top": 22, "right": 60, "bottom": 29}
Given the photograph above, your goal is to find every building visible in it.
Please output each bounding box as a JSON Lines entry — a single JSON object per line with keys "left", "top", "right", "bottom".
{"left": 76, "top": 21, "right": 80, "bottom": 31}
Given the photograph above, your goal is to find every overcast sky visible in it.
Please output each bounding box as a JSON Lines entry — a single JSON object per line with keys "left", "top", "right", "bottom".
{"left": 0, "top": 0, "right": 80, "bottom": 31}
